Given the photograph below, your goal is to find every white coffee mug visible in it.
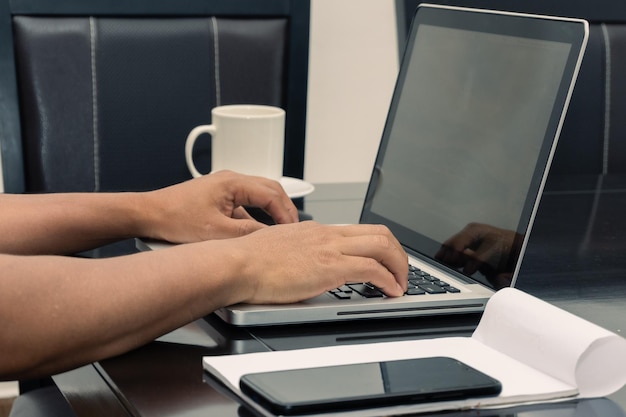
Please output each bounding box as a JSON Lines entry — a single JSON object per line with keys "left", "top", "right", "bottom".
{"left": 185, "top": 104, "right": 285, "bottom": 179}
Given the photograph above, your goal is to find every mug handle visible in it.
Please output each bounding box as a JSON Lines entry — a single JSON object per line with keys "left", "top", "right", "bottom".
{"left": 185, "top": 125, "right": 216, "bottom": 178}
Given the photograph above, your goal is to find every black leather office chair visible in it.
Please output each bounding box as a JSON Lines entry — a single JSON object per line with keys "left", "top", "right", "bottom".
{"left": 396, "top": 0, "right": 626, "bottom": 175}
{"left": 0, "top": 0, "right": 309, "bottom": 193}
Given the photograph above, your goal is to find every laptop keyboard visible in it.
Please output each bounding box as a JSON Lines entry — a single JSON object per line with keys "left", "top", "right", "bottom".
{"left": 329, "top": 265, "right": 460, "bottom": 300}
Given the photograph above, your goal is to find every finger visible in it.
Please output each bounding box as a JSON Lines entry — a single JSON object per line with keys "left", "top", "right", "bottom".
{"left": 232, "top": 206, "right": 254, "bottom": 221}
{"left": 333, "top": 224, "right": 406, "bottom": 255}
{"left": 335, "top": 234, "right": 408, "bottom": 295}
{"left": 234, "top": 177, "right": 299, "bottom": 224}
{"left": 342, "top": 255, "right": 405, "bottom": 297}
{"left": 336, "top": 225, "right": 408, "bottom": 288}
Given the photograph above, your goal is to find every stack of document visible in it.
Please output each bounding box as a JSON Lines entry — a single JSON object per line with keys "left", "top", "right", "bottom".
{"left": 203, "top": 288, "right": 626, "bottom": 417}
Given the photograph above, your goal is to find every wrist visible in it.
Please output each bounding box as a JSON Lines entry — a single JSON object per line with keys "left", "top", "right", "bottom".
{"left": 190, "top": 239, "right": 254, "bottom": 308}
{"left": 128, "top": 190, "right": 165, "bottom": 240}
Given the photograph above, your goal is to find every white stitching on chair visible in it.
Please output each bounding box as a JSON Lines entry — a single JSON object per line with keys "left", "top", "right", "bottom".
{"left": 211, "top": 16, "right": 222, "bottom": 107}
{"left": 601, "top": 23, "right": 611, "bottom": 175}
{"left": 89, "top": 16, "right": 101, "bottom": 191}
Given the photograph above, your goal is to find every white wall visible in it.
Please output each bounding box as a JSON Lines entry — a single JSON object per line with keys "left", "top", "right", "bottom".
{"left": 304, "top": 0, "right": 399, "bottom": 184}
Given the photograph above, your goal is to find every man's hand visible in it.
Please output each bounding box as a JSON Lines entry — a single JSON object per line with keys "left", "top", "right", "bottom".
{"left": 223, "top": 222, "right": 409, "bottom": 304}
{"left": 142, "top": 170, "right": 299, "bottom": 243}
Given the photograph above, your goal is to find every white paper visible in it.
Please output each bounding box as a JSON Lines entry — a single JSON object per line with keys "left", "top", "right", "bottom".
{"left": 204, "top": 338, "right": 577, "bottom": 417}
{"left": 473, "top": 288, "right": 626, "bottom": 398}
{"left": 203, "top": 288, "right": 626, "bottom": 416}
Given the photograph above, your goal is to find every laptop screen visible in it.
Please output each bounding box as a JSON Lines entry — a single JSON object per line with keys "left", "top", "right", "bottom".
{"left": 361, "top": 5, "right": 587, "bottom": 289}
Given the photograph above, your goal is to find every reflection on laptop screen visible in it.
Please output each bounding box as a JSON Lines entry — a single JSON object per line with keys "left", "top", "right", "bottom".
{"left": 362, "top": 7, "right": 582, "bottom": 288}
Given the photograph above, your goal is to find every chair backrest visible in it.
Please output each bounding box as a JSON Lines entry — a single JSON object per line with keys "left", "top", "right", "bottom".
{"left": 0, "top": 0, "right": 309, "bottom": 193}
{"left": 396, "top": 0, "right": 626, "bottom": 175}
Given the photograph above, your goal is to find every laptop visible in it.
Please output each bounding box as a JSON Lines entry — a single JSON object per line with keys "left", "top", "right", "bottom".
{"left": 140, "top": 4, "right": 588, "bottom": 326}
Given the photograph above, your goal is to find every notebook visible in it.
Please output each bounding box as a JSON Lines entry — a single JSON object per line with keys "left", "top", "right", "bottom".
{"left": 140, "top": 4, "right": 588, "bottom": 326}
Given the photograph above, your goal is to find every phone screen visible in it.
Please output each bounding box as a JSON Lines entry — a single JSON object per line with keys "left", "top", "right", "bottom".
{"left": 239, "top": 356, "right": 502, "bottom": 415}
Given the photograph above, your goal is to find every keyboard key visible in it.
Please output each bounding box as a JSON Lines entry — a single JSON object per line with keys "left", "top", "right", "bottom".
{"left": 446, "top": 286, "right": 461, "bottom": 293}
{"left": 406, "top": 287, "right": 426, "bottom": 295}
{"left": 329, "top": 285, "right": 356, "bottom": 300}
{"left": 332, "top": 292, "right": 352, "bottom": 300}
{"left": 409, "top": 278, "right": 431, "bottom": 286}
{"left": 418, "top": 283, "right": 447, "bottom": 294}
{"left": 348, "top": 283, "right": 385, "bottom": 298}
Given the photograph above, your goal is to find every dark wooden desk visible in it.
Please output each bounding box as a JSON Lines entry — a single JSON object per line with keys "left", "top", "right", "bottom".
{"left": 53, "top": 176, "right": 626, "bottom": 417}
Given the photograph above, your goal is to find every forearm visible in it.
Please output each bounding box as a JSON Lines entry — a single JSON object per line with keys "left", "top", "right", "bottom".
{"left": 0, "top": 242, "right": 247, "bottom": 380}
{"left": 0, "top": 220, "right": 409, "bottom": 381}
{"left": 0, "top": 192, "right": 150, "bottom": 255}
{"left": 0, "top": 172, "right": 302, "bottom": 255}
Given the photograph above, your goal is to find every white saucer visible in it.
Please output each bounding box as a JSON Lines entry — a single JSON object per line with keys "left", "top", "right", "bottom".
{"left": 280, "top": 177, "right": 315, "bottom": 198}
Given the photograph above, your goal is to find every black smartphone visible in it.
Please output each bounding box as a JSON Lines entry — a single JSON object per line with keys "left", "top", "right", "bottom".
{"left": 239, "top": 356, "right": 502, "bottom": 415}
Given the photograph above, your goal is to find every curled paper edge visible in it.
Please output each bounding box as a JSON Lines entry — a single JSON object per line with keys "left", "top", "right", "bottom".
{"left": 576, "top": 334, "right": 626, "bottom": 398}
